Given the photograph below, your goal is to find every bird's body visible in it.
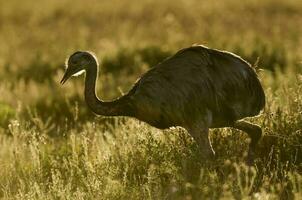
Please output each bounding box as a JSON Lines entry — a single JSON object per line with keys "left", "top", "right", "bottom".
{"left": 61, "top": 45, "right": 265, "bottom": 164}
{"left": 129, "top": 46, "right": 265, "bottom": 129}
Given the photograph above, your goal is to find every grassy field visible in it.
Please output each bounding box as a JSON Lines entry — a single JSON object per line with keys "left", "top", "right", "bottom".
{"left": 0, "top": 0, "right": 301, "bottom": 199}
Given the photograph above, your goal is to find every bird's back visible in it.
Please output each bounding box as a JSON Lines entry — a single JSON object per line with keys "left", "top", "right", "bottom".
{"left": 130, "top": 45, "right": 265, "bottom": 128}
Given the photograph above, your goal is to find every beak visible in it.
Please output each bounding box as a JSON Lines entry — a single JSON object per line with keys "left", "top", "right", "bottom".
{"left": 60, "top": 71, "right": 71, "bottom": 85}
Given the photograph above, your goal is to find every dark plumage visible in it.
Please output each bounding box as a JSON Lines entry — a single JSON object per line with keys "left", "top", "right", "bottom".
{"left": 61, "top": 45, "right": 265, "bottom": 164}
{"left": 131, "top": 46, "right": 265, "bottom": 128}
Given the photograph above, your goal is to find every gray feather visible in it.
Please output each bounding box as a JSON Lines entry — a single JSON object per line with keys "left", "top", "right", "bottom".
{"left": 130, "top": 45, "right": 265, "bottom": 129}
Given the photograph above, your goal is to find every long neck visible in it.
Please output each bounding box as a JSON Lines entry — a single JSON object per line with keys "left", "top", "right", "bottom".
{"left": 84, "top": 61, "right": 133, "bottom": 117}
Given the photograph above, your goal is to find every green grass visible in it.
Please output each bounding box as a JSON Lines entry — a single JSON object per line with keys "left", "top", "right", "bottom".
{"left": 0, "top": 0, "right": 301, "bottom": 199}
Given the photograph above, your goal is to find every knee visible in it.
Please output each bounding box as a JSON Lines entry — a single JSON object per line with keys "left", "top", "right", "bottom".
{"left": 252, "top": 125, "right": 262, "bottom": 141}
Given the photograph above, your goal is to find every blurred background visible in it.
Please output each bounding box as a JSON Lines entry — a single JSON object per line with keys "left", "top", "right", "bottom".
{"left": 0, "top": 0, "right": 301, "bottom": 199}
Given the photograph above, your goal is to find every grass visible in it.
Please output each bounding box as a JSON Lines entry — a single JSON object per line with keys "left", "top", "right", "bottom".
{"left": 0, "top": 0, "right": 301, "bottom": 199}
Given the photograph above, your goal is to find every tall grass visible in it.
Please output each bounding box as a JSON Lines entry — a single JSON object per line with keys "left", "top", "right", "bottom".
{"left": 0, "top": 0, "right": 301, "bottom": 199}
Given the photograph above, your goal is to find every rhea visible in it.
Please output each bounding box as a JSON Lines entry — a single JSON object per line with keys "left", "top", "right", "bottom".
{"left": 61, "top": 45, "right": 265, "bottom": 164}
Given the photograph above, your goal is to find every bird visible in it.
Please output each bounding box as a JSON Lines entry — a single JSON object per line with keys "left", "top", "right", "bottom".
{"left": 61, "top": 45, "right": 265, "bottom": 165}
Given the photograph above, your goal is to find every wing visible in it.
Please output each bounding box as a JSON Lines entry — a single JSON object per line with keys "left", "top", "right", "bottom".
{"left": 129, "top": 45, "right": 265, "bottom": 128}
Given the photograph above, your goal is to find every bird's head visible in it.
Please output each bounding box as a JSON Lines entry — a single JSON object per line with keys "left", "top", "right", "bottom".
{"left": 60, "top": 51, "right": 98, "bottom": 84}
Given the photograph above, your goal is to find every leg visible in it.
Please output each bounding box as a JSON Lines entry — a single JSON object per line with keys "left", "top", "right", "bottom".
{"left": 233, "top": 120, "right": 262, "bottom": 165}
{"left": 186, "top": 125, "right": 215, "bottom": 160}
